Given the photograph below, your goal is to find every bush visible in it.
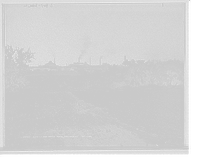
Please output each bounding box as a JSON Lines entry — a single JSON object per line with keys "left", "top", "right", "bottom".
{"left": 111, "top": 81, "right": 126, "bottom": 89}
{"left": 72, "top": 76, "right": 90, "bottom": 89}
{"left": 5, "top": 45, "right": 34, "bottom": 91}
{"left": 25, "top": 60, "right": 184, "bottom": 90}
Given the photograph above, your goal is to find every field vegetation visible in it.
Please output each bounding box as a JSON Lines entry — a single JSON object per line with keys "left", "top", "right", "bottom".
{"left": 5, "top": 46, "right": 184, "bottom": 91}
{"left": 5, "top": 46, "right": 184, "bottom": 147}
{"left": 73, "top": 86, "right": 184, "bottom": 142}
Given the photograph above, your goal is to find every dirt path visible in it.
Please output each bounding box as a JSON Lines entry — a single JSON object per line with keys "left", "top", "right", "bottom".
{"left": 5, "top": 92, "right": 183, "bottom": 150}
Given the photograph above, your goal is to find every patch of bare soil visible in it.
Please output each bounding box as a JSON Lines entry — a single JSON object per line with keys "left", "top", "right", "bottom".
{"left": 5, "top": 92, "right": 181, "bottom": 150}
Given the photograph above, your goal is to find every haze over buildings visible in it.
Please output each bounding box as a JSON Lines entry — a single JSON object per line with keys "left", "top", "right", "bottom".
{"left": 5, "top": 3, "right": 185, "bottom": 66}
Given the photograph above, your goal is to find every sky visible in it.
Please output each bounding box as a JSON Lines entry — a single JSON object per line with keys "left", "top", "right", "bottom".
{"left": 5, "top": 3, "right": 185, "bottom": 66}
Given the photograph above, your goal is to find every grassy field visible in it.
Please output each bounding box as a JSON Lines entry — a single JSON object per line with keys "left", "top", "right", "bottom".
{"left": 73, "top": 88, "right": 184, "bottom": 142}
{"left": 5, "top": 85, "right": 184, "bottom": 149}
{"left": 5, "top": 91, "right": 142, "bottom": 149}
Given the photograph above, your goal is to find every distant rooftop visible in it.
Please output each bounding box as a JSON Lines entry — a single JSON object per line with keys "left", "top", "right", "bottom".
{"left": 43, "top": 61, "right": 58, "bottom": 67}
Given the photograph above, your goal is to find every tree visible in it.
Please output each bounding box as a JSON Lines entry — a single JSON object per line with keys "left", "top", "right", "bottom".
{"left": 135, "top": 60, "right": 148, "bottom": 85}
{"left": 152, "top": 60, "right": 184, "bottom": 86}
{"left": 164, "top": 61, "right": 183, "bottom": 85}
{"left": 122, "top": 60, "right": 136, "bottom": 87}
{"left": 5, "top": 45, "right": 35, "bottom": 91}
{"left": 146, "top": 61, "right": 155, "bottom": 84}
{"left": 151, "top": 62, "right": 164, "bottom": 85}
{"left": 123, "top": 60, "right": 148, "bottom": 87}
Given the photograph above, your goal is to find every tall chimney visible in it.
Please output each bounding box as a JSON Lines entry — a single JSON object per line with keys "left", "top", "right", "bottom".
{"left": 99, "top": 56, "right": 103, "bottom": 65}
{"left": 89, "top": 57, "right": 92, "bottom": 65}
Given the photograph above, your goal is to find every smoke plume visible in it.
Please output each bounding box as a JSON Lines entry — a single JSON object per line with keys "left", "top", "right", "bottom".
{"left": 78, "top": 36, "right": 92, "bottom": 62}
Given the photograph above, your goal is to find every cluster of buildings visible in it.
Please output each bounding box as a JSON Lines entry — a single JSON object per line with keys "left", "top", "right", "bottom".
{"left": 26, "top": 56, "right": 126, "bottom": 76}
{"left": 26, "top": 59, "right": 109, "bottom": 74}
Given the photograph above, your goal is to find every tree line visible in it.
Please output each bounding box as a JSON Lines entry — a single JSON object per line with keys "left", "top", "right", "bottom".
{"left": 36, "top": 60, "right": 184, "bottom": 89}
{"left": 5, "top": 46, "right": 184, "bottom": 91}
{"left": 74, "top": 60, "right": 184, "bottom": 89}
{"left": 5, "top": 45, "right": 35, "bottom": 91}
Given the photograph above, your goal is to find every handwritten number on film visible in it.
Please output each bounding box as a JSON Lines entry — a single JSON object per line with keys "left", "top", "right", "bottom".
{"left": 24, "top": 4, "right": 53, "bottom": 7}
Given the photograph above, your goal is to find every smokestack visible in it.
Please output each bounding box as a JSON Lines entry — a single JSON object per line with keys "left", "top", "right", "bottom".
{"left": 89, "top": 57, "right": 92, "bottom": 65}
{"left": 54, "top": 57, "right": 56, "bottom": 64}
{"left": 79, "top": 35, "right": 91, "bottom": 64}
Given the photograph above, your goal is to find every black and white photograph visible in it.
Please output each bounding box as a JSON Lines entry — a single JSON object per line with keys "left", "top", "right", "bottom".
{"left": 0, "top": 0, "right": 189, "bottom": 154}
